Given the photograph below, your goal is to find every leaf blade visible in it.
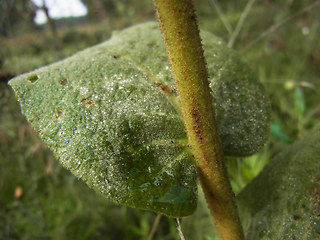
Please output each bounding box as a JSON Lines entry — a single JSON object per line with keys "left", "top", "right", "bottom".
{"left": 237, "top": 127, "right": 320, "bottom": 239}
{"left": 9, "top": 22, "right": 270, "bottom": 216}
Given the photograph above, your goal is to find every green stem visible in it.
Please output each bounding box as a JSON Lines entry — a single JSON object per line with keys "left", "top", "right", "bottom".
{"left": 153, "top": 0, "right": 245, "bottom": 239}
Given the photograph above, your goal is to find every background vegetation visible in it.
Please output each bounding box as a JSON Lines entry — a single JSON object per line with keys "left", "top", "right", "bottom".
{"left": 1, "top": 0, "right": 319, "bottom": 239}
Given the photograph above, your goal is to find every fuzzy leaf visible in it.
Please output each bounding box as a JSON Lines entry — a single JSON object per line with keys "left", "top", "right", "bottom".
{"left": 238, "top": 127, "right": 320, "bottom": 239}
{"left": 9, "top": 22, "right": 269, "bottom": 217}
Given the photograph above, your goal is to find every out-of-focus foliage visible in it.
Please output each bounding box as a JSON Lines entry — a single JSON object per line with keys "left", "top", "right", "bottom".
{"left": 81, "top": 0, "right": 154, "bottom": 25}
{"left": 0, "top": 0, "right": 38, "bottom": 36}
{"left": 0, "top": 24, "right": 113, "bottom": 75}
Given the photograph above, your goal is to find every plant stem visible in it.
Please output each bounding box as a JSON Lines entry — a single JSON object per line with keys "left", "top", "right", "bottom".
{"left": 176, "top": 218, "right": 186, "bottom": 240}
{"left": 147, "top": 214, "right": 162, "bottom": 240}
{"left": 228, "top": 0, "right": 256, "bottom": 48}
{"left": 153, "top": 0, "right": 245, "bottom": 239}
{"left": 208, "top": 0, "right": 233, "bottom": 36}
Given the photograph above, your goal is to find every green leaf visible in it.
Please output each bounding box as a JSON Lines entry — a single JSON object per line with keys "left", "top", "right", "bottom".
{"left": 271, "top": 121, "right": 293, "bottom": 143}
{"left": 202, "top": 30, "right": 270, "bottom": 156}
{"left": 9, "top": 22, "right": 270, "bottom": 217}
{"left": 295, "top": 87, "right": 305, "bottom": 118}
{"left": 237, "top": 127, "right": 320, "bottom": 239}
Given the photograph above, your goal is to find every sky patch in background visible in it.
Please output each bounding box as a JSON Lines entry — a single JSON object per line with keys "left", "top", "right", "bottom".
{"left": 32, "top": 0, "right": 88, "bottom": 24}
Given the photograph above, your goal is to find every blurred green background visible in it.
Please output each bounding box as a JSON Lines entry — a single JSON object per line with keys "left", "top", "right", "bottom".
{"left": 1, "top": 0, "right": 320, "bottom": 239}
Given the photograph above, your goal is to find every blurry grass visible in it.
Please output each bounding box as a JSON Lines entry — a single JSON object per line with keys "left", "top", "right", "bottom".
{"left": 1, "top": 1, "right": 320, "bottom": 239}
{"left": 0, "top": 22, "right": 113, "bottom": 75}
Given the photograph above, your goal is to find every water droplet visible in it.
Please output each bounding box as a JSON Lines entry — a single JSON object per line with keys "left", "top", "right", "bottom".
{"left": 154, "top": 181, "right": 161, "bottom": 186}
{"left": 55, "top": 108, "right": 64, "bottom": 120}
{"left": 80, "top": 86, "right": 89, "bottom": 95}
{"left": 165, "top": 170, "right": 174, "bottom": 177}
{"left": 104, "top": 178, "right": 109, "bottom": 185}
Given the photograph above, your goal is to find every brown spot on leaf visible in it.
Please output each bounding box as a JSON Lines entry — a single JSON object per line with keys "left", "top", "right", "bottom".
{"left": 81, "top": 98, "right": 95, "bottom": 108}
{"left": 147, "top": 42, "right": 157, "bottom": 48}
{"left": 58, "top": 77, "right": 68, "bottom": 85}
{"left": 27, "top": 74, "right": 39, "bottom": 83}
{"left": 155, "top": 82, "right": 173, "bottom": 94}
{"left": 292, "top": 215, "right": 301, "bottom": 221}
{"left": 55, "top": 108, "right": 64, "bottom": 120}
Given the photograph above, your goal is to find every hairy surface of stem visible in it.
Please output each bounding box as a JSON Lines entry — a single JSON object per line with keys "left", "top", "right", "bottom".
{"left": 153, "top": 0, "right": 245, "bottom": 239}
